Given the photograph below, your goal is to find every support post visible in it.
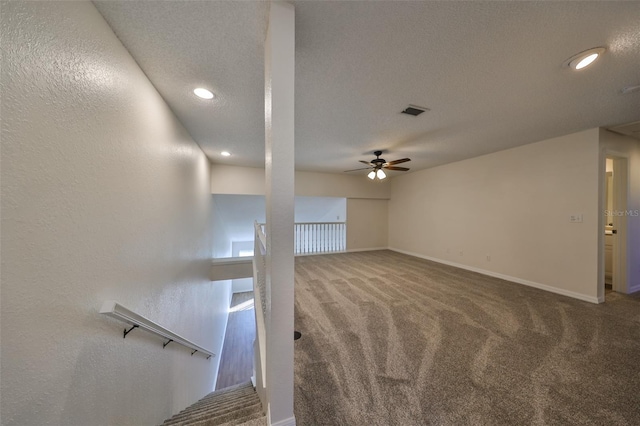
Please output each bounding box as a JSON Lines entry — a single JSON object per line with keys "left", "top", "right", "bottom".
{"left": 264, "top": 2, "right": 296, "bottom": 425}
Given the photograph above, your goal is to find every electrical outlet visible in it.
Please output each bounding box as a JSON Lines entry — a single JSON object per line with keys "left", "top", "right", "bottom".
{"left": 486, "top": 254, "right": 491, "bottom": 262}
{"left": 569, "top": 214, "right": 583, "bottom": 223}
{"left": 459, "top": 250, "right": 463, "bottom": 256}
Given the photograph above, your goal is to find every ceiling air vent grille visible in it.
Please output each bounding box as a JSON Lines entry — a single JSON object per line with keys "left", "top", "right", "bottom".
{"left": 401, "top": 105, "right": 429, "bottom": 116}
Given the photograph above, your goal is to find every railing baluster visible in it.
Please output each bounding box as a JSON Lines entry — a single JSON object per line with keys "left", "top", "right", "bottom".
{"left": 329, "top": 223, "right": 335, "bottom": 251}
{"left": 291, "top": 222, "right": 347, "bottom": 255}
{"left": 332, "top": 223, "right": 335, "bottom": 252}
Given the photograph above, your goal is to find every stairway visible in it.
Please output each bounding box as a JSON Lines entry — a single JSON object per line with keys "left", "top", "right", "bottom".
{"left": 161, "top": 382, "right": 266, "bottom": 426}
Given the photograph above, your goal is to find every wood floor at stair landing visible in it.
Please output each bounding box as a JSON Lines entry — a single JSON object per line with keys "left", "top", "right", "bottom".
{"left": 216, "top": 292, "right": 255, "bottom": 390}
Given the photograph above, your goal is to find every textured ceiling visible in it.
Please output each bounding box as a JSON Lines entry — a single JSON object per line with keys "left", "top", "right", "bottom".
{"left": 95, "top": 1, "right": 640, "bottom": 175}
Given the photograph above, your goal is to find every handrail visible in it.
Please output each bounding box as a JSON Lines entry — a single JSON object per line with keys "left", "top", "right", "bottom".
{"left": 100, "top": 300, "right": 215, "bottom": 359}
{"left": 253, "top": 222, "right": 267, "bottom": 317}
{"left": 256, "top": 223, "right": 267, "bottom": 248}
{"left": 252, "top": 221, "right": 268, "bottom": 404}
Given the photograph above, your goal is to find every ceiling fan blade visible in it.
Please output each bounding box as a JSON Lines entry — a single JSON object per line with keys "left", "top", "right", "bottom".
{"left": 359, "top": 160, "right": 373, "bottom": 165}
{"left": 344, "top": 167, "right": 374, "bottom": 172}
{"left": 383, "top": 166, "right": 410, "bottom": 171}
{"left": 386, "top": 158, "right": 411, "bottom": 165}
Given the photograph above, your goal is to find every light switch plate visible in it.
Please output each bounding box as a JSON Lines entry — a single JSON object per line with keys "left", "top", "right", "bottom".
{"left": 569, "top": 214, "right": 583, "bottom": 223}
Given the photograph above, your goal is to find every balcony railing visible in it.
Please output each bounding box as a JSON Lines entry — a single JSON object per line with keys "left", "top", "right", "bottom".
{"left": 294, "top": 222, "right": 346, "bottom": 255}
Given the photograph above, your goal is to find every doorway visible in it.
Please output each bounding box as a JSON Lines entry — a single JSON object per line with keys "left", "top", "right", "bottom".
{"left": 602, "top": 155, "right": 629, "bottom": 299}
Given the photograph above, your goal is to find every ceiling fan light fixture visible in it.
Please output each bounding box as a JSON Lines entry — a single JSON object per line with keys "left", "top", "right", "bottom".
{"left": 566, "top": 47, "right": 605, "bottom": 71}
{"left": 368, "top": 171, "right": 376, "bottom": 180}
{"left": 376, "top": 169, "right": 386, "bottom": 180}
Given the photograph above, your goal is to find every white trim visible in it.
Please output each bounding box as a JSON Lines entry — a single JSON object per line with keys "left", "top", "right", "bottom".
{"left": 211, "top": 257, "right": 254, "bottom": 266}
{"left": 628, "top": 284, "right": 640, "bottom": 295}
{"left": 345, "top": 247, "right": 389, "bottom": 253}
{"left": 388, "top": 248, "right": 601, "bottom": 304}
{"left": 269, "top": 416, "right": 296, "bottom": 426}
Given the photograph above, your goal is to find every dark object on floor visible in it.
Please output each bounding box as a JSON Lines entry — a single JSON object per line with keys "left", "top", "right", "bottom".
{"left": 294, "top": 331, "right": 302, "bottom": 340}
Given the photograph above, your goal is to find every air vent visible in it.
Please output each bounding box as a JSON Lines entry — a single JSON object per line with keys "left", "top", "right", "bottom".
{"left": 401, "top": 105, "right": 429, "bottom": 116}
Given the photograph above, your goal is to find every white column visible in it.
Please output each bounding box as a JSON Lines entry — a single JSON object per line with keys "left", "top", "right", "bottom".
{"left": 264, "top": 2, "right": 295, "bottom": 425}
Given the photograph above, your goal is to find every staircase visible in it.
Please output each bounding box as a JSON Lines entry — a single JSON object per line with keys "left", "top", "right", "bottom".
{"left": 161, "top": 382, "right": 266, "bottom": 426}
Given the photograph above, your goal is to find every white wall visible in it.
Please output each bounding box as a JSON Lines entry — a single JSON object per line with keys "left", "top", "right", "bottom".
{"left": 211, "top": 165, "right": 389, "bottom": 252}
{"left": 295, "top": 196, "right": 346, "bottom": 222}
{"left": 213, "top": 195, "right": 266, "bottom": 248}
{"left": 599, "top": 129, "right": 640, "bottom": 293}
{"left": 232, "top": 278, "right": 254, "bottom": 293}
{"left": 212, "top": 194, "right": 346, "bottom": 256}
{"left": 389, "top": 129, "right": 601, "bottom": 302}
{"left": 212, "top": 196, "right": 234, "bottom": 258}
{"left": 211, "top": 164, "right": 391, "bottom": 199}
{"left": 347, "top": 199, "right": 389, "bottom": 251}
{"left": 1, "top": 2, "right": 230, "bottom": 425}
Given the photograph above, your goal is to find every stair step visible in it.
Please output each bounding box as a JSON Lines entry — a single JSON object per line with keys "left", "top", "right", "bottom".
{"left": 233, "top": 416, "right": 267, "bottom": 426}
{"left": 164, "top": 395, "right": 260, "bottom": 425}
{"left": 198, "top": 383, "right": 254, "bottom": 402}
{"left": 218, "top": 412, "right": 266, "bottom": 426}
{"left": 168, "top": 402, "right": 262, "bottom": 426}
{"left": 180, "top": 391, "right": 258, "bottom": 414}
{"left": 160, "top": 382, "right": 263, "bottom": 426}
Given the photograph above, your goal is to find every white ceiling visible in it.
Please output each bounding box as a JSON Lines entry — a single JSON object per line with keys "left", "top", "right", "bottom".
{"left": 95, "top": 1, "right": 640, "bottom": 175}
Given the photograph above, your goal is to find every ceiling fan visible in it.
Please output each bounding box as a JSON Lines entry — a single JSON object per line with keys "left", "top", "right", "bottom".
{"left": 344, "top": 150, "right": 411, "bottom": 180}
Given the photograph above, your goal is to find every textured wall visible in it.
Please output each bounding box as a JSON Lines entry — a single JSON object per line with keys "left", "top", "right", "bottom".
{"left": 346, "top": 199, "right": 388, "bottom": 250}
{"left": 210, "top": 164, "right": 391, "bottom": 199}
{"left": 1, "top": 2, "right": 230, "bottom": 425}
{"left": 296, "top": 196, "right": 346, "bottom": 223}
{"left": 389, "top": 129, "right": 601, "bottom": 302}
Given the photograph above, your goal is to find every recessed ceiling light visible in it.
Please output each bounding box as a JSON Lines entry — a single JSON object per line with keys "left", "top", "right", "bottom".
{"left": 221, "top": 151, "right": 231, "bottom": 157}
{"left": 193, "top": 88, "right": 214, "bottom": 99}
{"left": 566, "top": 47, "right": 606, "bottom": 71}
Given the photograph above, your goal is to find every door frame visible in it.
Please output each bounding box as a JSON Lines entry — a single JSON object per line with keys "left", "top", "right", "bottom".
{"left": 599, "top": 150, "right": 630, "bottom": 300}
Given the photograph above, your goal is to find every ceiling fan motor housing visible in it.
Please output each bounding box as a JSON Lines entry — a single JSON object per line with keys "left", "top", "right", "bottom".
{"left": 372, "top": 151, "right": 385, "bottom": 168}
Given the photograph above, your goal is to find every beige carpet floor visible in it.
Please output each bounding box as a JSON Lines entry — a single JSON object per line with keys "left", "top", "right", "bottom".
{"left": 293, "top": 250, "right": 640, "bottom": 425}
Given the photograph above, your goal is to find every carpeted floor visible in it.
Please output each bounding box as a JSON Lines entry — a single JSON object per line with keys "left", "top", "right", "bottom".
{"left": 293, "top": 250, "right": 640, "bottom": 425}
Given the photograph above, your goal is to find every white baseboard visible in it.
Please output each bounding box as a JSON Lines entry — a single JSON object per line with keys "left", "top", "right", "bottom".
{"left": 345, "top": 247, "right": 389, "bottom": 253}
{"left": 628, "top": 283, "right": 640, "bottom": 294}
{"left": 389, "top": 247, "right": 601, "bottom": 304}
{"left": 294, "top": 247, "right": 389, "bottom": 256}
{"left": 269, "top": 416, "right": 296, "bottom": 426}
